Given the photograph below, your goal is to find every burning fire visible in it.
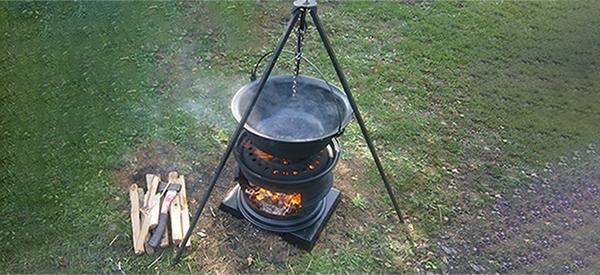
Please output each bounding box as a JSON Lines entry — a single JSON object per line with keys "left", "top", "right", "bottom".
{"left": 244, "top": 183, "right": 302, "bottom": 216}
{"left": 241, "top": 139, "right": 276, "bottom": 162}
{"left": 254, "top": 147, "right": 274, "bottom": 161}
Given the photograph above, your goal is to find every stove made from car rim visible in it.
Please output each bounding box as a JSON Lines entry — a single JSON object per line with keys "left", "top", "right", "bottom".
{"left": 220, "top": 131, "right": 341, "bottom": 249}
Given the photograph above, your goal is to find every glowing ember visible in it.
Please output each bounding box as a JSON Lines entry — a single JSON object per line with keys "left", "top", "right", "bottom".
{"left": 244, "top": 182, "right": 302, "bottom": 216}
{"left": 240, "top": 139, "right": 275, "bottom": 161}
{"left": 254, "top": 148, "right": 274, "bottom": 161}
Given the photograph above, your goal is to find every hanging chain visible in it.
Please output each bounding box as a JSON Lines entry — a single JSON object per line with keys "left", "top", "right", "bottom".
{"left": 292, "top": 8, "right": 307, "bottom": 97}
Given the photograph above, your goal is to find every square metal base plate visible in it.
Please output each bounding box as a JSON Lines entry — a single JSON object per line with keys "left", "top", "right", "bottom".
{"left": 219, "top": 185, "right": 340, "bottom": 251}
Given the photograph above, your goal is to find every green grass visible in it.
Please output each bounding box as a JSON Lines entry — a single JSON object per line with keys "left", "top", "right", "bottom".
{"left": 0, "top": 2, "right": 196, "bottom": 272}
{"left": 2, "top": 0, "right": 600, "bottom": 273}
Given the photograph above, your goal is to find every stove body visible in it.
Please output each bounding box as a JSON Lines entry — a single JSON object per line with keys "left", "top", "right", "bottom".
{"left": 220, "top": 131, "right": 341, "bottom": 250}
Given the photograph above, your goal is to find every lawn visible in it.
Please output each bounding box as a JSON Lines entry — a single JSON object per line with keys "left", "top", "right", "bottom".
{"left": 1, "top": 1, "right": 599, "bottom": 273}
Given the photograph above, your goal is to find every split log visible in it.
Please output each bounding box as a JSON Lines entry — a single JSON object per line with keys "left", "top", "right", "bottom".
{"left": 178, "top": 175, "right": 191, "bottom": 247}
{"left": 147, "top": 174, "right": 160, "bottom": 229}
{"left": 168, "top": 172, "right": 183, "bottom": 244}
{"left": 170, "top": 195, "right": 183, "bottom": 244}
{"left": 148, "top": 196, "right": 161, "bottom": 229}
{"left": 128, "top": 184, "right": 144, "bottom": 255}
{"left": 144, "top": 174, "right": 156, "bottom": 206}
{"left": 138, "top": 175, "right": 160, "bottom": 252}
{"left": 137, "top": 188, "right": 145, "bottom": 207}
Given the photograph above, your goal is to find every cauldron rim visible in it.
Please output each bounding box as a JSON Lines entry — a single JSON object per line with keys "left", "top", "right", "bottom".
{"left": 231, "top": 74, "right": 353, "bottom": 143}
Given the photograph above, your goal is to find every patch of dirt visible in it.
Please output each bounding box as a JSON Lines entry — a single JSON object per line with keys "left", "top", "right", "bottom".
{"left": 116, "top": 140, "right": 188, "bottom": 191}
{"left": 438, "top": 147, "right": 600, "bottom": 273}
{"left": 117, "top": 140, "right": 404, "bottom": 273}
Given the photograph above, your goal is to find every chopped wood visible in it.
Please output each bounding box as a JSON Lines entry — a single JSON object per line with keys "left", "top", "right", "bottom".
{"left": 138, "top": 175, "right": 160, "bottom": 250}
{"left": 147, "top": 175, "right": 161, "bottom": 229}
{"left": 144, "top": 174, "right": 156, "bottom": 207}
{"left": 129, "top": 171, "right": 190, "bottom": 254}
{"left": 170, "top": 195, "right": 183, "bottom": 244}
{"left": 137, "top": 188, "right": 145, "bottom": 207}
{"left": 137, "top": 210, "right": 151, "bottom": 254}
{"left": 168, "top": 171, "right": 183, "bottom": 244}
{"left": 148, "top": 195, "right": 160, "bottom": 229}
{"left": 178, "top": 175, "right": 191, "bottom": 247}
{"left": 128, "top": 184, "right": 144, "bottom": 255}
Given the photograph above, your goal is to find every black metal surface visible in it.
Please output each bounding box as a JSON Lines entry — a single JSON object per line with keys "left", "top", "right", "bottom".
{"left": 245, "top": 130, "right": 332, "bottom": 159}
{"left": 220, "top": 185, "right": 340, "bottom": 250}
{"left": 235, "top": 131, "right": 337, "bottom": 180}
{"left": 173, "top": 8, "right": 302, "bottom": 264}
{"left": 238, "top": 184, "right": 325, "bottom": 232}
{"left": 236, "top": 169, "right": 332, "bottom": 215}
{"left": 231, "top": 75, "right": 352, "bottom": 159}
{"left": 234, "top": 131, "right": 338, "bottom": 208}
{"left": 240, "top": 143, "right": 329, "bottom": 178}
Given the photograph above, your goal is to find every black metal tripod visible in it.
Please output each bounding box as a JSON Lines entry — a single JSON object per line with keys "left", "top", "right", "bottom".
{"left": 173, "top": 0, "right": 406, "bottom": 264}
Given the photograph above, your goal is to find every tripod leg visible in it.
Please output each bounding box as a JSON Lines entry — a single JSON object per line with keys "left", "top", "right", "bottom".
{"left": 309, "top": 8, "right": 406, "bottom": 225}
{"left": 172, "top": 8, "right": 302, "bottom": 265}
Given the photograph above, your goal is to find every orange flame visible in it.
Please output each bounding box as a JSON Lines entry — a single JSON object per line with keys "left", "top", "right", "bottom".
{"left": 254, "top": 148, "right": 274, "bottom": 161}
{"left": 243, "top": 183, "right": 302, "bottom": 216}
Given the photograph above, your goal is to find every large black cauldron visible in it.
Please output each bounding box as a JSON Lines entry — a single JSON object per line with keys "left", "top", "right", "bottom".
{"left": 231, "top": 75, "right": 353, "bottom": 159}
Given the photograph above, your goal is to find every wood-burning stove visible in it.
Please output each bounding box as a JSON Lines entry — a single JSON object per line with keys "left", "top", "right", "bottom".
{"left": 220, "top": 131, "right": 341, "bottom": 250}
{"left": 220, "top": 72, "right": 351, "bottom": 250}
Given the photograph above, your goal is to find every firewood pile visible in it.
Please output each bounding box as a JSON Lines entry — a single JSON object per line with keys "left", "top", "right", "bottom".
{"left": 128, "top": 171, "right": 191, "bottom": 255}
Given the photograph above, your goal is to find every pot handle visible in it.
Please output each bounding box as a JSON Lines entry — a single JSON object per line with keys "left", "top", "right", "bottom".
{"left": 250, "top": 51, "right": 274, "bottom": 81}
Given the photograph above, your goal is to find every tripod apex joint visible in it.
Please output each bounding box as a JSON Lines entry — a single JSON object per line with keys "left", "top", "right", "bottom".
{"left": 293, "top": 0, "right": 317, "bottom": 8}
